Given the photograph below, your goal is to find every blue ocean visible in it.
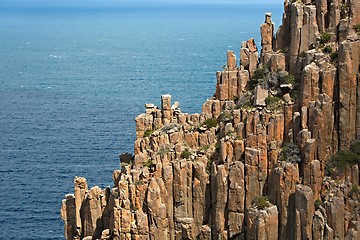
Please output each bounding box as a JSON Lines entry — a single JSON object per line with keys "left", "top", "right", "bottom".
{"left": 0, "top": 1, "right": 282, "bottom": 239}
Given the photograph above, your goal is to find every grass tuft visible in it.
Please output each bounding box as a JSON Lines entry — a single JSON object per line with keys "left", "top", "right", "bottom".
{"left": 323, "top": 45, "right": 332, "bottom": 54}
{"left": 203, "top": 118, "right": 218, "bottom": 129}
{"left": 253, "top": 196, "right": 270, "bottom": 210}
{"left": 181, "top": 148, "right": 192, "bottom": 159}
{"left": 354, "top": 24, "right": 360, "bottom": 33}
{"left": 314, "top": 199, "right": 322, "bottom": 210}
{"left": 330, "top": 52, "right": 338, "bottom": 61}
{"left": 320, "top": 32, "right": 332, "bottom": 44}
{"left": 265, "top": 95, "right": 283, "bottom": 111}
{"left": 248, "top": 68, "right": 268, "bottom": 90}
{"left": 325, "top": 150, "right": 360, "bottom": 177}
{"left": 143, "top": 159, "right": 152, "bottom": 168}
{"left": 143, "top": 129, "right": 153, "bottom": 138}
{"left": 279, "top": 142, "right": 301, "bottom": 163}
{"left": 280, "top": 74, "right": 296, "bottom": 85}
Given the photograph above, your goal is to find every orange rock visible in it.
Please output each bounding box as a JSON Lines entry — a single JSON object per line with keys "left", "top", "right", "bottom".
{"left": 227, "top": 50, "right": 237, "bottom": 70}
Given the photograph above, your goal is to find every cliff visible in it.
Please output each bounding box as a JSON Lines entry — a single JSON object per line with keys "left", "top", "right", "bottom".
{"left": 61, "top": 0, "right": 360, "bottom": 239}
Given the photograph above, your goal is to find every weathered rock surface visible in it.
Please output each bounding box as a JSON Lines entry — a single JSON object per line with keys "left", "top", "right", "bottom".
{"left": 246, "top": 205, "right": 278, "bottom": 240}
{"left": 62, "top": 1, "right": 360, "bottom": 239}
{"left": 254, "top": 85, "right": 268, "bottom": 107}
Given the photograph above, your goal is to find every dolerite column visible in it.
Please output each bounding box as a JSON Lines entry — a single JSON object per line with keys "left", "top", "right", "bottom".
{"left": 227, "top": 50, "right": 236, "bottom": 70}
{"left": 293, "top": 184, "right": 314, "bottom": 240}
{"left": 247, "top": 39, "right": 259, "bottom": 77}
{"left": 246, "top": 205, "right": 278, "bottom": 240}
{"left": 260, "top": 13, "right": 274, "bottom": 54}
{"left": 162, "top": 94, "right": 172, "bottom": 125}
{"left": 74, "top": 177, "right": 88, "bottom": 238}
{"left": 267, "top": 162, "right": 299, "bottom": 240}
{"left": 60, "top": 194, "right": 76, "bottom": 240}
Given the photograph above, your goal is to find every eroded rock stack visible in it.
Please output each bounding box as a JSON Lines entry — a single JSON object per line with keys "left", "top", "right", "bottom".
{"left": 61, "top": 0, "right": 360, "bottom": 239}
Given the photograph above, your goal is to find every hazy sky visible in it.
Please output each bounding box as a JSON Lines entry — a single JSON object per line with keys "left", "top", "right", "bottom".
{"left": 1, "top": 0, "right": 281, "bottom": 7}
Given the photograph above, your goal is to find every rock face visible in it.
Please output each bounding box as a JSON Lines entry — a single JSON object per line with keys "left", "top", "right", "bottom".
{"left": 62, "top": 0, "right": 360, "bottom": 239}
{"left": 246, "top": 204, "right": 278, "bottom": 240}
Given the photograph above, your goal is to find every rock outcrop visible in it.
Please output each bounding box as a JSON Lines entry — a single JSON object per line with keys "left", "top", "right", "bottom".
{"left": 61, "top": 0, "right": 360, "bottom": 239}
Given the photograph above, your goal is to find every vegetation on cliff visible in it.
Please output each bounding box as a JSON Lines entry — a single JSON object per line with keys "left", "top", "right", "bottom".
{"left": 325, "top": 140, "right": 360, "bottom": 177}
{"left": 61, "top": 1, "right": 360, "bottom": 239}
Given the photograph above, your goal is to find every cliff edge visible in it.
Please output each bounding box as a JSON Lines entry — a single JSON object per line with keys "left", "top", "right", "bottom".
{"left": 61, "top": 0, "right": 360, "bottom": 239}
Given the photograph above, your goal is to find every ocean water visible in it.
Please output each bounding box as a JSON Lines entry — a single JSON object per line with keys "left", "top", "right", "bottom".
{"left": 0, "top": 2, "right": 282, "bottom": 239}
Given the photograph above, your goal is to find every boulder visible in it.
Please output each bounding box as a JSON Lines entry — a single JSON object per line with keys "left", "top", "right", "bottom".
{"left": 254, "top": 85, "right": 268, "bottom": 107}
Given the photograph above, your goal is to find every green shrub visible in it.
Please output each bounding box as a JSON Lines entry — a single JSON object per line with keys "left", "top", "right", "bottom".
{"left": 206, "top": 159, "right": 214, "bottom": 173}
{"left": 290, "top": 89, "right": 299, "bottom": 102}
{"left": 350, "top": 140, "right": 360, "bottom": 155}
{"left": 354, "top": 24, "right": 360, "bottom": 33}
{"left": 113, "top": 191, "right": 119, "bottom": 199}
{"left": 320, "top": 32, "right": 332, "bottom": 44}
{"left": 325, "top": 150, "right": 360, "bottom": 177}
{"left": 203, "top": 118, "right": 218, "bottom": 129}
{"left": 350, "top": 185, "right": 359, "bottom": 195}
{"left": 323, "top": 45, "right": 332, "bottom": 54}
{"left": 254, "top": 196, "right": 270, "bottom": 210}
{"left": 265, "top": 95, "right": 282, "bottom": 105}
{"left": 236, "top": 94, "right": 253, "bottom": 110}
{"left": 314, "top": 199, "right": 322, "bottom": 210}
{"left": 219, "top": 111, "right": 233, "bottom": 122}
{"left": 330, "top": 52, "right": 338, "bottom": 61}
{"left": 143, "top": 129, "right": 153, "bottom": 137}
{"left": 226, "top": 130, "right": 234, "bottom": 137}
{"left": 253, "top": 68, "right": 267, "bottom": 80}
{"left": 181, "top": 149, "right": 192, "bottom": 159}
{"left": 248, "top": 68, "right": 268, "bottom": 90}
{"left": 299, "top": 51, "right": 306, "bottom": 58}
{"left": 157, "top": 145, "right": 170, "bottom": 157}
{"left": 215, "top": 142, "right": 220, "bottom": 153}
{"left": 279, "top": 142, "right": 301, "bottom": 163}
{"left": 233, "top": 96, "right": 239, "bottom": 103}
{"left": 130, "top": 202, "right": 138, "bottom": 211}
{"left": 199, "top": 145, "right": 210, "bottom": 152}
{"left": 134, "top": 180, "right": 144, "bottom": 186}
{"left": 143, "top": 159, "right": 152, "bottom": 168}
{"left": 265, "top": 96, "right": 283, "bottom": 111}
{"left": 341, "top": 3, "right": 350, "bottom": 11}
{"left": 280, "top": 74, "right": 296, "bottom": 85}
{"left": 248, "top": 80, "right": 258, "bottom": 91}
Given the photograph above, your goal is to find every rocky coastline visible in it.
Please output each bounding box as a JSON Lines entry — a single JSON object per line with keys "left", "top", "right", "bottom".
{"left": 61, "top": 0, "right": 360, "bottom": 239}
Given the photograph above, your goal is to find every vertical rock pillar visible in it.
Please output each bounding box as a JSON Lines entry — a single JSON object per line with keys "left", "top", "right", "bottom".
{"left": 74, "top": 177, "right": 88, "bottom": 238}
{"left": 61, "top": 194, "right": 76, "bottom": 240}
{"left": 240, "top": 39, "right": 259, "bottom": 77}
{"left": 267, "top": 163, "right": 299, "bottom": 240}
{"left": 260, "top": 13, "right": 274, "bottom": 54}
{"left": 228, "top": 161, "right": 245, "bottom": 238}
{"left": 227, "top": 50, "right": 237, "bottom": 70}
{"left": 338, "top": 41, "right": 360, "bottom": 150}
{"left": 293, "top": 184, "right": 314, "bottom": 240}
{"left": 211, "top": 164, "right": 229, "bottom": 239}
{"left": 162, "top": 94, "right": 172, "bottom": 125}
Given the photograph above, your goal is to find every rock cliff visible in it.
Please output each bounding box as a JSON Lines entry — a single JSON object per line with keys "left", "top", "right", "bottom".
{"left": 61, "top": 1, "right": 360, "bottom": 239}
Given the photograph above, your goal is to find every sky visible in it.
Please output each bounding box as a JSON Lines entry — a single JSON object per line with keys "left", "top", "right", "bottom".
{"left": 0, "top": 0, "right": 280, "bottom": 8}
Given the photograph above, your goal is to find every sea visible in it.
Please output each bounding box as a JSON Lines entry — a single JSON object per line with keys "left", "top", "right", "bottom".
{"left": 0, "top": 1, "right": 282, "bottom": 239}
